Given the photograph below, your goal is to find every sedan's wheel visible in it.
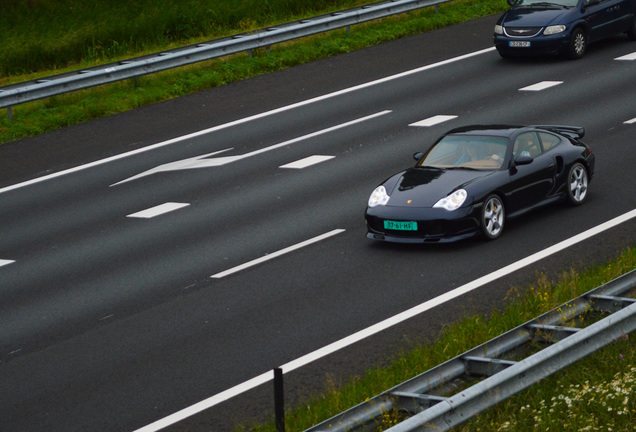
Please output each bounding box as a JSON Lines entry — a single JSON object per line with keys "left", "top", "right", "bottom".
{"left": 566, "top": 162, "right": 589, "bottom": 205}
{"left": 567, "top": 28, "right": 587, "bottom": 59}
{"left": 481, "top": 195, "right": 505, "bottom": 240}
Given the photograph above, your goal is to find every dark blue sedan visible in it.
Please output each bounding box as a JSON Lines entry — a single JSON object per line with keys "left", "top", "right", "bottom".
{"left": 494, "top": 0, "right": 636, "bottom": 59}
{"left": 365, "top": 125, "right": 595, "bottom": 243}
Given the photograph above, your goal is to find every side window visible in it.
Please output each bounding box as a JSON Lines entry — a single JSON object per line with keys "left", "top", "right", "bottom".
{"left": 513, "top": 132, "right": 541, "bottom": 158}
{"left": 538, "top": 132, "right": 561, "bottom": 151}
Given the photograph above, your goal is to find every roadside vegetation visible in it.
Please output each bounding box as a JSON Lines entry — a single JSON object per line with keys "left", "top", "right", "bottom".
{"left": 0, "top": 0, "right": 507, "bottom": 144}
{"left": 238, "top": 247, "right": 635, "bottom": 431}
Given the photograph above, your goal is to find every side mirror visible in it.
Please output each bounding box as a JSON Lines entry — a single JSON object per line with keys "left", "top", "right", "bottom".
{"left": 413, "top": 152, "right": 424, "bottom": 161}
{"left": 514, "top": 155, "right": 533, "bottom": 166}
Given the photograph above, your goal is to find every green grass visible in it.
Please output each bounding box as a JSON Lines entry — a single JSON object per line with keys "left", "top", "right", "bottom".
{"left": 0, "top": 0, "right": 507, "bottom": 145}
{"left": 1, "top": 0, "right": 370, "bottom": 76}
{"left": 237, "top": 247, "right": 636, "bottom": 431}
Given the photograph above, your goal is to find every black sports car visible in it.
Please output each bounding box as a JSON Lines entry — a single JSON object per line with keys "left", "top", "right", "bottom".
{"left": 365, "top": 125, "right": 595, "bottom": 243}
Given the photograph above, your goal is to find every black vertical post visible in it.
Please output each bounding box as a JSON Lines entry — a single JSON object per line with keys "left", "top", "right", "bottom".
{"left": 274, "top": 368, "right": 285, "bottom": 432}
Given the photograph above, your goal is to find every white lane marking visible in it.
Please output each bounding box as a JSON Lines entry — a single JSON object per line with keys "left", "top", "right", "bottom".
{"left": 279, "top": 155, "right": 335, "bottom": 169}
{"left": 112, "top": 111, "right": 390, "bottom": 186}
{"left": 136, "top": 208, "right": 636, "bottom": 432}
{"left": 520, "top": 81, "right": 563, "bottom": 91}
{"left": 111, "top": 148, "right": 234, "bottom": 186}
{"left": 625, "top": 117, "right": 636, "bottom": 125}
{"left": 616, "top": 52, "right": 636, "bottom": 61}
{"left": 211, "top": 229, "right": 345, "bottom": 279}
{"left": 0, "top": 47, "right": 495, "bottom": 196}
{"left": 127, "top": 202, "right": 190, "bottom": 219}
{"left": 0, "top": 259, "right": 15, "bottom": 268}
{"left": 409, "top": 115, "right": 458, "bottom": 127}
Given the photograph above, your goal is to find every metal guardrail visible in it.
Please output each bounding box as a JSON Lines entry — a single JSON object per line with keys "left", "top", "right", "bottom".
{"left": 0, "top": 0, "right": 451, "bottom": 113}
{"left": 304, "top": 269, "right": 636, "bottom": 432}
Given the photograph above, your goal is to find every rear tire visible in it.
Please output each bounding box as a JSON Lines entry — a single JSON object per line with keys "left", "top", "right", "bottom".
{"left": 566, "top": 162, "right": 589, "bottom": 205}
{"left": 567, "top": 28, "right": 587, "bottom": 59}
{"left": 481, "top": 195, "right": 505, "bottom": 240}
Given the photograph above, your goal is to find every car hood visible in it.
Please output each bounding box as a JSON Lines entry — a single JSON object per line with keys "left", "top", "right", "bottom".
{"left": 500, "top": 8, "right": 573, "bottom": 27}
{"left": 384, "top": 167, "right": 493, "bottom": 208}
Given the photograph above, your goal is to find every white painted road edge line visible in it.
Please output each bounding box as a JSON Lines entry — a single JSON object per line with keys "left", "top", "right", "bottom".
{"left": 0, "top": 47, "right": 495, "bottom": 196}
{"left": 135, "top": 208, "right": 636, "bottom": 432}
{"left": 0, "top": 259, "right": 15, "bottom": 268}
{"left": 211, "top": 229, "right": 346, "bottom": 279}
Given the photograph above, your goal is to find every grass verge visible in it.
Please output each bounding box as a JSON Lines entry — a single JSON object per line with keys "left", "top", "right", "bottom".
{"left": 238, "top": 247, "right": 635, "bottom": 431}
{"left": 0, "top": 0, "right": 507, "bottom": 145}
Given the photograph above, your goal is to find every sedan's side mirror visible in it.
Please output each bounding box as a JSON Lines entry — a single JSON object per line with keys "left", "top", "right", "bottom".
{"left": 413, "top": 152, "right": 424, "bottom": 161}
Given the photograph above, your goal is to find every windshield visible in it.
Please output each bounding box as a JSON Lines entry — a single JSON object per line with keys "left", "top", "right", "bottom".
{"left": 512, "top": 0, "right": 578, "bottom": 8}
{"left": 417, "top": 135, "right": 509, "bottom": 170}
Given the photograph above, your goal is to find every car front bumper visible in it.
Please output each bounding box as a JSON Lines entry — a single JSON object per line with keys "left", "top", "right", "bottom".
{"left": 365, "top": 205, "right": 481, "bottom": 243}
{"left": 493, "top": 33, "right": 572, "bottom": 56}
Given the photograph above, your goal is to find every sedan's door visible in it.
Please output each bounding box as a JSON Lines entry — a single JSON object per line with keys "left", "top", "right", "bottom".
{"left": 502, "top": 132, "right": 556, "bottom": 216}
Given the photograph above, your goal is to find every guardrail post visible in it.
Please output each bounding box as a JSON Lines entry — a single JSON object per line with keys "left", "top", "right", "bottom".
{"left": 7, "top": 106, "right": 12, "bottom": 121}
{"left": 274, "top": 368, "right": 285, "bottom": 432}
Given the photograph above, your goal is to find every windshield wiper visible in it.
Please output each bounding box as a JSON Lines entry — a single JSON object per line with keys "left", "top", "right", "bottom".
{"left": 530, "top": 2, "right": 568, "bottom": 8}
{"left": 447, "top": 166, "right": 483, "bottom": 171}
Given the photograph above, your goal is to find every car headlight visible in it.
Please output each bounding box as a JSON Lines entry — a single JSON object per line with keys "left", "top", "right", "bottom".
{"left": 433, "top": 189, "right": 467, "bottom": 211}
{"left": 368, "top": 185, "right": 390, "bottom": 207}
{"left": 494, "top": 25, "right": 504, "bottom": 35}
{"left": 544, "top": 25, "right": 566, "bottom": 35}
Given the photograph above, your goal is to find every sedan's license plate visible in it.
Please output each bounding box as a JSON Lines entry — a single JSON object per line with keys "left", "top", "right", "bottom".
{"left": 384, "top": 220, "right": 418, "bottom": 231}
{"left": 509, "top": 41, "right": 531, "bottom": 47}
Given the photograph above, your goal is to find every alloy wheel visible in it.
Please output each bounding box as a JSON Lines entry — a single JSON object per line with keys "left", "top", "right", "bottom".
{"left": 568, "top": 163, "right": 588, "bottom": 205}
{"left": 482, "top": 195, "right": 504, "bottom": 239}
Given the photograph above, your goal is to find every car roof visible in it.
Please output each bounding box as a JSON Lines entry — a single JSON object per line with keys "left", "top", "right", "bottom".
{"left": 445, "top": 125, "right": 526, "bottom": 138}
{"left": 445, "top": 124, "right": 585, "bottom": 139}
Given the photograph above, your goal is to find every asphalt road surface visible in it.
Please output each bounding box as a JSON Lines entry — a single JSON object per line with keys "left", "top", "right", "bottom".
{"left": 1, "top": 14, "right": 635, "bottom": 432}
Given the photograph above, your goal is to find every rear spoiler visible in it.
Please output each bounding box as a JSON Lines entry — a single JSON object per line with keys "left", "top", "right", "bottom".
{"left": 533, "top": 125, "right": 585, "bottom": 139}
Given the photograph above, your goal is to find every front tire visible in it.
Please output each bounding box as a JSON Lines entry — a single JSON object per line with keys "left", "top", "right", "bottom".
{"left": 481, "top": 195, "right": 505, "bottom": 240}
{"left": 567, "top": 28, "right": 587, "bottom": 59}
{"left": 566, "top": 162, "right": 589, "bottom": 205}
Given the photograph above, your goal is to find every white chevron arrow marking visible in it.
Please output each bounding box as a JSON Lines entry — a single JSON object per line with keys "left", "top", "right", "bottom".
{"left": 111, "top": 110, "right": 391, "bottom": 186}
